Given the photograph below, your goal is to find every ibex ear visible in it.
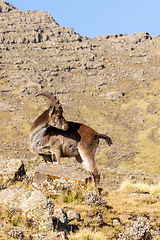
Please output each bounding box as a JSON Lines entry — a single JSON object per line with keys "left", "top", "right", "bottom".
{"left": 50, "top": 105, "right": 55, "bottom": 115}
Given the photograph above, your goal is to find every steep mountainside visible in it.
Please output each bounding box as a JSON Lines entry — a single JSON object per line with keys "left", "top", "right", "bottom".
{"left": 1, "top": 0, "right": 160, "bottom": 186}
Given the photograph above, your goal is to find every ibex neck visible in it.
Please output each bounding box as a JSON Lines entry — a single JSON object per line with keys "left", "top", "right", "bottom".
{"left": 31, "top": 109, "right": 50, "bottom": 131}
{"left": 29, "top": 109, "right": 50, "bottom": 153}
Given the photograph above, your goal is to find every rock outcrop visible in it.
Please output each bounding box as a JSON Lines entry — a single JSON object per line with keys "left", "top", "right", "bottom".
{"left": 0, "top": 156, "right": 26, "bottom": 189}
{"left": 0, "top": 184, "right": 82, "bottom": 237}
{"left": 0, "top": 0, "right": 83, "bottom": 45}
{"left": 0, "top": 185, "right": 54, "bottom": 230}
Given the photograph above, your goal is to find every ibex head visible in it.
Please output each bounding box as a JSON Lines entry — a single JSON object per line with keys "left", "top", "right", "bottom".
{"left": 36, "top": 92, "right": 69, "bottom": 131}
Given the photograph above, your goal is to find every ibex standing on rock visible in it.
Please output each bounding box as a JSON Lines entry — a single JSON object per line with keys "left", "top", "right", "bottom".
{"left": 29, "top": 92, "right": 112, "bottom": 186}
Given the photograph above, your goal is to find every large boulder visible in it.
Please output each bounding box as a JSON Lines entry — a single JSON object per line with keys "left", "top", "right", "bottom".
{"left": 33, "top": 163, "right": 92, "bottom": 194}
{"left": 0, "top": 156, "right": 26, "bottom": 189}
{"left": 0, "top": 185, "right": 54, "bottom": 231}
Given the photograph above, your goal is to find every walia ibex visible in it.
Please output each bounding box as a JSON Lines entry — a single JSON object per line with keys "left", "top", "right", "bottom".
{"left": 29, "top": 92, "right": 112, "bottom": 186}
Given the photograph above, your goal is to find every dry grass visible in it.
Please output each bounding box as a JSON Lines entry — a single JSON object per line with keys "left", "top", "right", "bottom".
{"left": 1, "top": 180, "right": 160, "bottom": 239}
{"left": 105, "top": 181, "right": 160, "bottom": 224}
{"left": 69, "top": 228, "right": 107, "bottom": 240}
{"left": 0, "top": 203, "right": 36, "bottom": 240}
{"left": 120, "top": 179, "right": 160, "bottom": 194}
{"left": 54, "top": 181, "right": 160, "bottom": 238}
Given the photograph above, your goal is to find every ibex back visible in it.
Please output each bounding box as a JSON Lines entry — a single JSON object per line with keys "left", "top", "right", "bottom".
{"left": 29, "top": 92, "right": 112, "bottom": 186}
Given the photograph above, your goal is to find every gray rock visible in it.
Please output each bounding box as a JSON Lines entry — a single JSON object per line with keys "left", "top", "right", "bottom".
{"left": 66, "top": 209, "right": 81, "bottom": 222}
{"left": 100, "top": 91, "right": 125, "bottom": 101}
{"left": 52, "top": 207, "right": 69, "bottom": 231}
{"left": 0, "top": 185, "right": 31, "bottom": 212}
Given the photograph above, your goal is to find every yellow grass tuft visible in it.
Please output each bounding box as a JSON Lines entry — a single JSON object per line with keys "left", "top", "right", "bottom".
{"left": 120, "top": 179, "right": 160, "bottom": 194}
{"left": 69, "top": 228, "right": 106, "bottom": 240}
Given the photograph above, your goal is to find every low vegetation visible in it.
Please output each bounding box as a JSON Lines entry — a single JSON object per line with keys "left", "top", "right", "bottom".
{"left": 120, "top": 179, "right": 160, "bottom": 194}
{"left": 1, "top": 179, "right": 160, "bottom": 239}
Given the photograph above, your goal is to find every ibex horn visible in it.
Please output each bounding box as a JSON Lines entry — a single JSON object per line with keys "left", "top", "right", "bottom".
{"left": 35, "top": 92, "right": 61, "bottom": 108}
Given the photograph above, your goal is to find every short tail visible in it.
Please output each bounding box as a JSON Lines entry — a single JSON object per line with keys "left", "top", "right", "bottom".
{"left": 98, "top": 133, "right": 112, "bottom": 146}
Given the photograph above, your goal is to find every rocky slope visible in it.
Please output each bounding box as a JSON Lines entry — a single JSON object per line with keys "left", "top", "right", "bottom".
{"left": 1, "top": 0, "right": 160, "bottom": 189}
{"left": 1, "top": 1, "right": 160, "bottom": 239}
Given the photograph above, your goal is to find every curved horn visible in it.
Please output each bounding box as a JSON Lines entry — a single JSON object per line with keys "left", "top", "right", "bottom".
{"left": 35, "top": 92, "right": 61, "bottom": 108}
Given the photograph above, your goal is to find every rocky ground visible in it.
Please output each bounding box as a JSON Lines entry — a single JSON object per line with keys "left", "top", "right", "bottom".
{"left": 1, "top": 0, "right": 160, "bottom": 239}
{"left": 1, "top": 156, "right": 160, "bottom": 239}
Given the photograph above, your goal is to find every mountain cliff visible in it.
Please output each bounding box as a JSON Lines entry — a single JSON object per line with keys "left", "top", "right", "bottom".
{"left": 1, "top": 0, "right": 160, "bottom": 180}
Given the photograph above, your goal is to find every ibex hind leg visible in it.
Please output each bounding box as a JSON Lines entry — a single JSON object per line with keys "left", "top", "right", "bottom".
{"left": 76, "top": 155, "right": 83, "bottom": 163}
{"left": 51, "top": 149, "right": 61, "bottom": 165}
{"left": 78, "top": 148, "right": 100, "bottom": 187}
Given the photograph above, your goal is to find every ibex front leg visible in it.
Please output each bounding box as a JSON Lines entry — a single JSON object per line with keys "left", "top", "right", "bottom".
{"left": 52, "top": 150, "right": 61, "bottom": 164}
{"left": 77, "top": 152, "right": 100, "bottom": 186}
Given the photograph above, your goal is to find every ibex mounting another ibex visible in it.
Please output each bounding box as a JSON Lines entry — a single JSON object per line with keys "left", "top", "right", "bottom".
{"left": 29, "top": 92, "right": 112, "bottom": 186}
